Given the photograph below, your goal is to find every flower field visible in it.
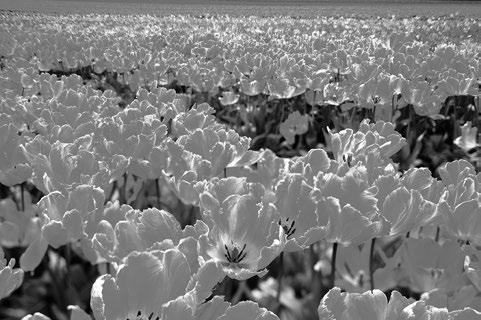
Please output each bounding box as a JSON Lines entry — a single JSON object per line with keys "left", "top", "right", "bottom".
{"left": 0, "top": 9, "right": 480, "bottom": 320}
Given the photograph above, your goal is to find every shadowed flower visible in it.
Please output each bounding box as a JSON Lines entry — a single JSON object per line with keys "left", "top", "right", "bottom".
{"left": 312, "top": 162, "right": 388, "bottom": 247}
{"left": 0, "top": 247, "right": 24, "bottom": 301}
{"left": 421, "top": 285, "right": 481, "bottom": 312}
{"left": 373, "top": 238, "right": 465, "bottom": 294}
{"left": 0, "top": 194, "right": 39, "bottom": 248}
{"left": 434, "top": 160, "right": 481, "bottom": 244}
{"left": 454, "top": 121, "right": 479, "bottom": 153}
{"left": 0, "top": 193, "right": 47, "bottom": 273}
{"left": 219, "top": 91, "right": 240, "bottom": 106}
{"left": 279, "top": 111, "right": 309, "bottom": 145}
{"left": 462, "top": 245, "right": 481, "bottom": 294}
{"left": 0, "top": 122, "right": 32, "bottom": 186}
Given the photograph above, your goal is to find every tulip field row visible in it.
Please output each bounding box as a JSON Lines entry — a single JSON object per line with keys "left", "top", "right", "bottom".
{"left": 0, "top": 10, "right": 480, "bottom": 320}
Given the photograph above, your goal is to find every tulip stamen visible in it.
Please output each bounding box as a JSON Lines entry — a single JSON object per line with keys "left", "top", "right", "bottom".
{"left": 224, "top": 242, "right": 247, "bottom": 264}
{"left": 342, "top": 154, "right": 353, "bottom": 166}
{"left": 125, "top": 310, "right": 157, "bottom": 320}
{"left": 278, "top": 218, "right": 296, "bottom": 239}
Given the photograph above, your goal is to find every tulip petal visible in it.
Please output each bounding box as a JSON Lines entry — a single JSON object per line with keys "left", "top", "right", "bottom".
{"left": 319, "top": 287, "right": 388, "bottom": 320}
{"left": 91, "top": 274, "right": 125, "bottom": 320}
{"left": 20, "top": 234, "right": 48, "bottom": 272}
{"left": 68, "top": 305, "right": 92, "bottom": 320}
{"left": 218, "top": 301, "right": 278, "bottom": 320}
{"left": 42, "top": 220, "right": 69, "bottom": 249}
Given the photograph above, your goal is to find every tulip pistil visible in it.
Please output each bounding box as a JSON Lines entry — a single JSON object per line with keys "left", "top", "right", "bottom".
{"left": 224, "top": 242, "right": 247, "bottom": 264}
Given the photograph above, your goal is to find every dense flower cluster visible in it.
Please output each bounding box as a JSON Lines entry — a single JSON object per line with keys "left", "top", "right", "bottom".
{"left": 0, "top": 10, "right": 480, "bottom": 320}
{"left": 0, "top": 14, "right": 478, "bottom": 119}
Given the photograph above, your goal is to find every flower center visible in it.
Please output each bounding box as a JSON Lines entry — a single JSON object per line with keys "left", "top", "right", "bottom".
{"left": 278, "top": 217, "right": 296, "bottom": 239}
{"left": 371, "top": 95, "right": 382, "bottom": 104}
{"left": 342, "top": 153, "right": 353, "bottom": 166}
{"left": 224, "top": 242, "right": 247, "bottom": 264}
{"left": 125, "top": 310, "right": 159, "bottom": 320}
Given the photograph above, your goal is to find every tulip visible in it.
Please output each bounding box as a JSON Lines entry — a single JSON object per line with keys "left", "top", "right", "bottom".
{"left": 199, "top": 188, "right": 286, "bottom": 280}
{"left": 0, "top": 247, "right": 24, "bottom": 301}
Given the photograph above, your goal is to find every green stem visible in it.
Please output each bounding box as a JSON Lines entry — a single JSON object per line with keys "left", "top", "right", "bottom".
{"left": 277, "top": 252, "right": 284, "bottom": 303}
{"left": 391, "top": 94, "right": 396, "bottom": 122}
{"left": 104, "top": 180, "right": 117, "bottom": 205}
{"left": 231, "top": 281, "right": 246, "bottom": 305}
{"left": 406, "top": 105, "right": 412, "bottom": 144}
{"left": 329, "top": 242, "right": 338, "bottom": 290}
{"left": 64, "top": 244, "right": 71, "bottom": 277}
{"left": 119, "top": 173, "right": 127, "bottom": 204}
{"left": 155, "top": 178, "right": 161, "bottom": 209}
{"left": 435, "top": 226, "right": 440, "bottom": 242}
{"left": 369, "top": 238, "right": 376, "bottom": 291}
{"left": 225, "top": 277, "right": 233, "bottom": 301}
{"left": 348, "top": 105, "right": 356, "bottom": 128}
{"left": 43, "top": 252, "right": 67, "bottom": 311}
{"left": 452, "top": 102, "right": 457, "bottom": 142}
{"left": 278, "top": 100, "right": 285, "bottom": 134}
{"left": 477, "top": 94, "right": 479, "bottom": 117}
{"left": 20, "top": 183, "right": 25, "bottom": 211}
{"left": 309, "top": 245, "right": 323, "bottom": 304}
{"left": 63, "top": 244, "right": 74, "bottom": 306}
